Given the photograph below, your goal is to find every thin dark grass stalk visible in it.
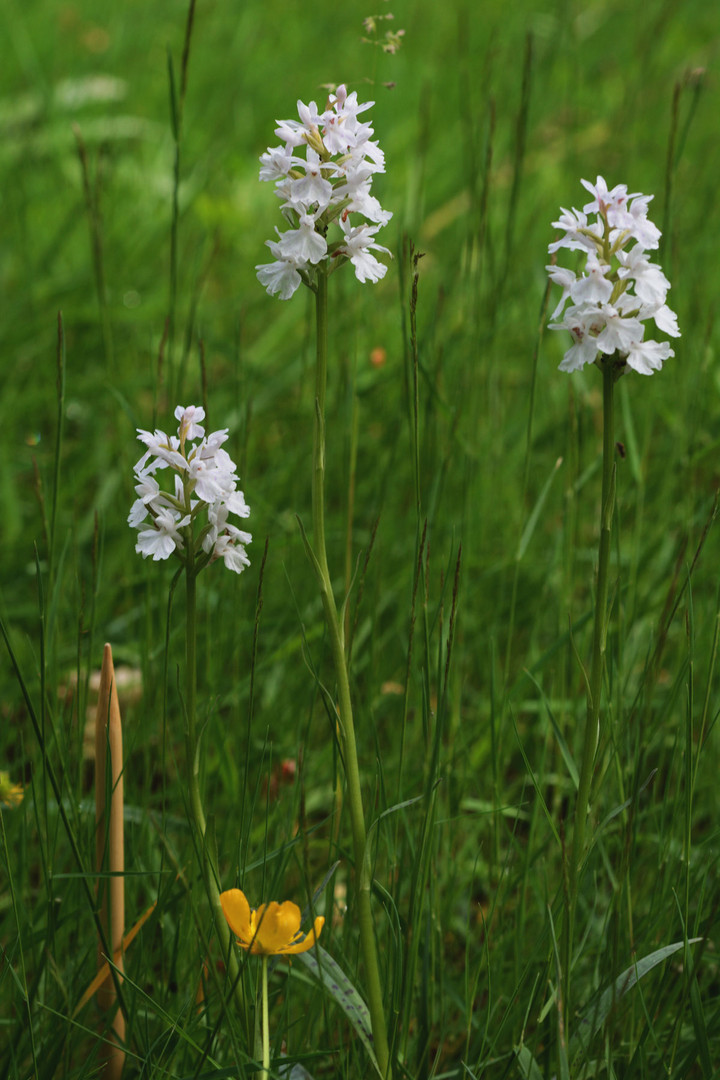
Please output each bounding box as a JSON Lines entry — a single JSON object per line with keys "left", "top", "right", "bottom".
{"left": 344, "top": 389, "right": 360, "bottom": 645}
{"left": 31, "top": 456, "right": 49, "bottom": 558}
{"left": 477, "top": 96, "right": 496, "bottom": 300}
{"left": 0, "top": 613, "right": 121, "bottom": 1004}
{"left": 35, "top": 546, "right": 52, "bottom": 905}
{"left": 420, "top": 535, "right": 432, "bottom": 754}
{"left": 166, "top": 0, "right": 198, "bottom": 403}
{"left": 631, "top": 492, "right": 717, "bottom": 746}
{"left": 661, "top": 80, "right": 681, "bottom": 271}
{"left": 199, "top": 338, "right": 209, "bottom": 426}
{"left": 404, "top": 84, "right": 431, "bottom": 235}
{"left": 696, "top": 604, "right": 720, "bottom": 758}
{"left": 397, "top": 519, "right": 426, "bottom": 803}
{"left": 158, "top": 564, "right": 182, "bottom": 913}
{"left": 501, "top": 33, "right": 533, "bottom": 288}
{"left": 399, "top": 673, "right": 445, "bottom": 1069}
{"left": 503, "top": 274, "right": 554, "bottom": 690}
{"left": 488, "top": 636, "right": 501, "bottom": 877}
{"left": 246, "top": 536, "right": 269, "bottom": 734}
{"left": 167, "top": 51, "right": 181, "bottom": 398}
{"left": 441, "top": 545, "right": 462, "bottom": 794}
{"left": 72, "top": 132, "right": 114, "bottom": 370}
{"left": 77, "top": 511, "right": 101, "bottom": 753}
{"left": 398, "top": 788, "right": 438, "bottom": 1069}
{"left": 409, "top": 249, "right": 424, "bottom": 531}
{"left": 48, "top": 313, "right": 65, "bottom": 590}
{"left": 179, "top": 241, "right": 217, "bottom": 401}
{"left": 154, "top": 316, "right": 170, "bottom": 426}
{"left": 0, "top": 809, "right": 39, "bottom": 1076}
{"left": 347, "top": 514, "right": 379, "bottom": 667}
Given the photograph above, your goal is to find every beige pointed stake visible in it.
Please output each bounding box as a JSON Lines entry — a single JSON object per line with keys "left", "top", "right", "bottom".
{"left": 95, "top": 643, "right": 126, "bottom": 1079}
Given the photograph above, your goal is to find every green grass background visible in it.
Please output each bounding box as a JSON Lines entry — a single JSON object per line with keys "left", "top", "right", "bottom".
{"left": 2, "top": 0, "right": 720, "bottom": 1076}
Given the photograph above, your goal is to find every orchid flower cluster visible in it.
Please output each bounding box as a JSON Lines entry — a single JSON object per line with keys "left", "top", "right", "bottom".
{"left": 256, "top": 85, "right": 392, "bottom": 300}
{"left": 547, "top": 176, "right": 680, "bottom": 375}
{"left": 128, "top": 405, "right": 251, "bottom": 573}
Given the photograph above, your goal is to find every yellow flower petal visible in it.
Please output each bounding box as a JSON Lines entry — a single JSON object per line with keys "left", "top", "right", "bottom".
{"left": 280, "top": 915, "right": 325, "bottom": 955}
{"left": 220, "top": 889, "right": 253, "bottom": 946}
{"left": 253, "top": 900, "right": 299, "bottom": 953}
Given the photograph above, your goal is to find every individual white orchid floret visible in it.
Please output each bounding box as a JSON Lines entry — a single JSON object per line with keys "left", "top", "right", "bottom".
{"left": 277, "top": 215, "right": 328, "bottom": 264}
{"left": 546, "top": 265, "right": 577, "bottom": 320}
{"left": 569, "top": 252, "right": 614, "bottom": 308}
{"left": 288, "top": 149, "right": 335, "bottom": 211}
{"left": 135, "top": 507, "right": 190, "bottom": 562}
{"left": 616, "top": 248, "right": 670, "bottom": 307}
{"left": 337, "top": 219, "right": 392, "bottom": 283}
{"left": 259, "top": 144, "right": 295, "bottom": 182}
{"left": 256, "top": 240, "right": 304, "bottom": 299}
{"left": 175, "top": 404, "right": 205, "bottom": 441}
{"left": 625, "top": 339, "right": 674, "bottom": 376}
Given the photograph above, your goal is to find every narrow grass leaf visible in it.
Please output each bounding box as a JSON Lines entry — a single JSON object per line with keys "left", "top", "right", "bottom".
{"left": 511, "top": 710, "right": 561, "bottom": 849}
{"left": 523, "top": 669, "right": 578, "bottom": 789}
{"left": 516, "top": 456, "right": 563, "bottom": 562}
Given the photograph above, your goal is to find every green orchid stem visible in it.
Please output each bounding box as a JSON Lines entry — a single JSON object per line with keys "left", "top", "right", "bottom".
{"left": 261, "top": 956, "right": 270, "bottom": 1080}
{"left": 566, "top": 355, "right": 618, "bottom": 1030}
{"left": 184, "top": 563, "right": 249, "bottom": 1034}
{"left": 312, "top": 272, "right": 392, "bottom": 1080}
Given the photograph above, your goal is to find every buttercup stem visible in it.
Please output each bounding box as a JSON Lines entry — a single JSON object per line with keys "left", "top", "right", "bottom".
{"left": 261, "top": 956, "right": 270, "bottom": 1080}
{"left": 312, "top": 271, "right": 392, "bottom": 1079}
{"left": 184, "top": 562, "right": 249, "bottom": 1029}
{"left": 566, "top": 355, "right": 617, "bottom": 1022}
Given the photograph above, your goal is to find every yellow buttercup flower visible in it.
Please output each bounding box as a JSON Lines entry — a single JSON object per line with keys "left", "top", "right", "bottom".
{"left": 0, "top": 771, "right": 24, "bottom": 809}
{"left": 220, "top": 888, "right": 323, "bottom": 956}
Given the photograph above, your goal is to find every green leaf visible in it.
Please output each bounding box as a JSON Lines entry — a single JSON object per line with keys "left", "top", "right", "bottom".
{"left": 295, "top": 945, "right": 381, "bottom": 1076}
{"left": 514, "top": 1044, "right": 543, "bottom": 1080}
{"left": 573, "top": 938, "right": 703, "bottom": 1054}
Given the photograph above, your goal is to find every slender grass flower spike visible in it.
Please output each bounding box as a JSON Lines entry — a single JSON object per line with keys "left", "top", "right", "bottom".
{"left": 220, "top": 888, "right": 324, "bottom": 956}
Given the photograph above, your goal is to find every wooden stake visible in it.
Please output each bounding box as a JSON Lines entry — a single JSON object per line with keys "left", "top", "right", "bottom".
{"left": 95, "top": 643, "right": 126, "bottom": 1079}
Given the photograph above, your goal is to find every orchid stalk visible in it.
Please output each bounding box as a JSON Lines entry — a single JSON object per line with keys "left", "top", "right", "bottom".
{"left": 257, "top": 86, "right": 393, "bottom": 1078}
{"left": 129, "top": 406, "right": 252, "bottom": 1026}
{"left": 547, "top": 176, "right": 680, "bottom": 1030}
